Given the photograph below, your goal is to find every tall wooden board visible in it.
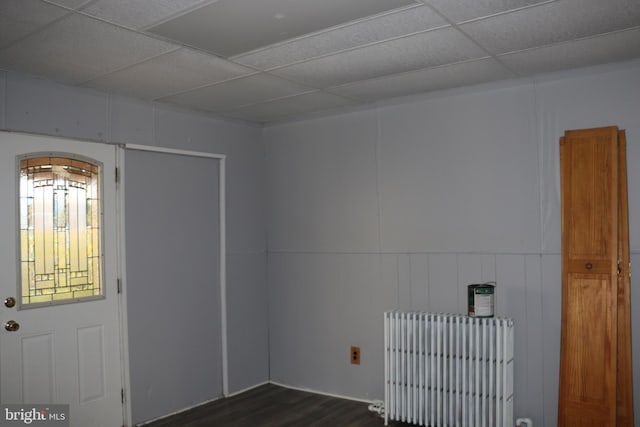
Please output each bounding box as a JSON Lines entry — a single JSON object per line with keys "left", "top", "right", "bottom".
{"left": 616, "top": 130, "right": 634, "bottom": 427}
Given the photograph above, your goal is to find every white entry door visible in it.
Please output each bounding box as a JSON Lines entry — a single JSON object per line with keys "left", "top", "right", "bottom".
{"left": 0, "top": 131, "right": 123, "bottom": 427}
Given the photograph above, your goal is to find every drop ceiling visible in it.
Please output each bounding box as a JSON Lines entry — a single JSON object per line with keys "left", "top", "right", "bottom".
{"left": 1, "top": 0, "right": 640, "bottom": 125}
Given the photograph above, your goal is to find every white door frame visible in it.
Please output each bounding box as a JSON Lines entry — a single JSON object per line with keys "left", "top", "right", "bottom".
{"left": 118, "top": 144, "right": 228, "bottom": 427}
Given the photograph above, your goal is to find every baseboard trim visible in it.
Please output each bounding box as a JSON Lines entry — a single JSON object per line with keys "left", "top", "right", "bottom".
{"left": 226, "top": 380, "right": 271, "bottom": 398}
{"left": 135, "top": 395, "right": 222, "bottom": 426}
{"left": 268, "top": 380, "right": 375, "bottom": 404}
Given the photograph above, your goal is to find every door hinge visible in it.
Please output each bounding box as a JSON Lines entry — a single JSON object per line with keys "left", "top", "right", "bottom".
{"left": 121, "top": 388, "right": 126, "bottom": 404}
{"left": 618, "top": 260, "right": 621, "bottom": 277}
{"left": 618, "top": 260, "right": 632, "bottom": 278}
{"left": 115, "top": 167, "right": 120, "bottom": 184}
{"left": 117, "top": 278, "right": 122, "bottom": 294}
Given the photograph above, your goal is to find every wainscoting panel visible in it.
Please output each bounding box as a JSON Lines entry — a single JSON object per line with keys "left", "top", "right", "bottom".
{"left": 268, "top": 251, "right": 563, "bottom": 426}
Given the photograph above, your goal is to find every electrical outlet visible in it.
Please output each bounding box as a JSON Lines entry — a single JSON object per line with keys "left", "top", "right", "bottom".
{"left": 351, "top": 346, "right": 360, "bottom": 365}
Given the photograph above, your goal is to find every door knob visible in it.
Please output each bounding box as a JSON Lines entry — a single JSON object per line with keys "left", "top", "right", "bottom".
{"left": 4, "top": 320, "right": 19, "bottom": 332}
{"left": 4, "top": 297, "right": 16, "bottom": 308}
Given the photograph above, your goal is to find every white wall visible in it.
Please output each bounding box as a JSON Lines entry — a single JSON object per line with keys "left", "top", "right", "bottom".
{"left": 264, "top": 59, "right": 640, "bottom": 427}
{"left": 0, "top": 71, "right": 269, "bottom": 420}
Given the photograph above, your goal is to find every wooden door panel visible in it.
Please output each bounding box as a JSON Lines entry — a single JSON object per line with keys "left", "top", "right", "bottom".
{"left": 558, "top": 126, "right": 620, "bottom": 427}
{"left": 563, "top": 275, "right": 616, "bottom": 402}
{"left": 562, "top": 128, "right": 618, "bottom": 263}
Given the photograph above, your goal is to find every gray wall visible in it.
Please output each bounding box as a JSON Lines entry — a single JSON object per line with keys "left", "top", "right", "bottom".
{"left": 3, "top": 58, "right": 640, "bottom": 427}
{"left": 0, "top": 71, "right": 269, "bottom": 422}
{"left": 263, "top": 60, "right": 640, "bottom": 427}
{"left": 125, "top": 151, "right": 222, "bottom": 424}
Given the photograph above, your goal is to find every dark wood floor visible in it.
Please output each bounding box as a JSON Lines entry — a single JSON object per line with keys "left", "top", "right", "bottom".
{"left": 142, "top": 383, "right": 412, "bottom": 427}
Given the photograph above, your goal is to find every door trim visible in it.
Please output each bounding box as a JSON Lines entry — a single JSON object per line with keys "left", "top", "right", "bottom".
{"left": 119, "top": 144, "right": 228, "bottom": 426}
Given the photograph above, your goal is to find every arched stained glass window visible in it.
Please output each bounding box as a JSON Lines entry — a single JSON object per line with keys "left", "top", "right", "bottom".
{"left": 19, "top": 155, "right": 104, "bottom": 307}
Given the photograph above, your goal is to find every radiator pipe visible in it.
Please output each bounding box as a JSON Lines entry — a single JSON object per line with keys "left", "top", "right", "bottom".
{"left": 516, "top": 417, "right": 533, "bottom": 427}
{"left": 367, "top": 400, "right": 385, "bottom": 417}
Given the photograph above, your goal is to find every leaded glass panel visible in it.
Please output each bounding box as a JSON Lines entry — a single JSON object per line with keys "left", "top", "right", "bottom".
{"left": 19, "top": 156, "right": 103, "bottom": 307}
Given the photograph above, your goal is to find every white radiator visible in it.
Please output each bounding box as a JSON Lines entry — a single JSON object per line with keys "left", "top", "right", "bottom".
{"left": 384, "top": 311, "right": 514, "bottom": 427}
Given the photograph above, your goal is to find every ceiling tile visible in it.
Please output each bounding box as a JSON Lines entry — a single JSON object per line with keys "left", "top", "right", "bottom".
{"left": 84, "top": 48, "right": 256, "bottom": 100}
{"left": 0, "top": 0, "right": 70, "bottom": 49}
{"left": 461, "top": 0, "right": 640, "bottom": 54}
{"left": 423, "top": 0, "right": 553, "bottom": 23}
{"left": 80, "top": 0, "right": 208, "bottom": 30}
{"left": 270, "top": 27, "right": 488, "bottom": 88}
{"left": 3, "top": 0, "right": 640, "bottom": 125}
{"left": 159, "top": 73, "right": 314, "bottom": 112}
{"left": 233, "top": 4, "right": 448, "bottom": 69}
{"left": 499, "top": 27, "right": 640, "bottom": 75}
{"left": 221, "top": 91, "right": 359, "bottom": 123}
{"left": 330, "top": 58, "right": 514, "bottom": 101}
{"left": 147, "top": 0, "right": 419, "bottom": 57}
{"left": 46, "top": 0, "right": 92, "bottom": 9}
{"left": 0, "top": 13, "right": 176, "bottom": 84}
